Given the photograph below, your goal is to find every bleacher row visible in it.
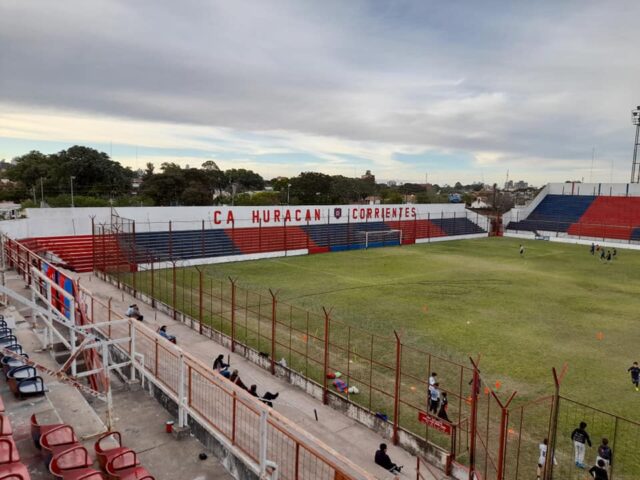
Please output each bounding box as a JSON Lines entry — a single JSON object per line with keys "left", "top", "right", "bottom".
{"left": 507, "top": 195, "right": 640, "bottom": 241}
{"left": 22, "top": 217, "right": 485, "bottom": 271}
{"left": 126, "top": 217, "right": 485, "bottom": 263}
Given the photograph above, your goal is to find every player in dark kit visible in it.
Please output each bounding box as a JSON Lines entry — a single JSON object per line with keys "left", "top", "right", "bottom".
{"left": 627, "top": 362, "right": 640, "bottom": 392}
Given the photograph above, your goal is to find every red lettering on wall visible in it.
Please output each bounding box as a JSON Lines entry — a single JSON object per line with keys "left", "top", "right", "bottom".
{"left": 227, "top": 211, "right": 235, "bottom": 224}
{"left": 411, "top": 207, "right": 417, "bottom": 217}
{"left": 314, "top": 209, "right": 321, "bottom": 221}
{"left": 295, "top": 209, "right": 301, "bottom": 221}
{"left": 366, "top": 208, "right": 372, "bottom": 219}
{"left": 305, "top": 210, "right": 311, "bottom": 221}
{"left": 213, "top": 211, "right": 222, "bottom": 225}
{"left": 374, "top": 208, "right": 380, "bottom": 219}
{"left": 252, "top": 210, "right": 260, "bottom": 224}
{"left": 352, "top": 208, "right": 358, "bottom": 220}
{"left": 274, "top": 210, "right": 281, "bottom": 222}
{"left": 284, "top": 210, "right": 292, "bottom": 222}
{"left": 263, "top": 210, "right": 270, "bottom": 223}
{"left": 385, "top": 208, "right": 391, "bottom": 218}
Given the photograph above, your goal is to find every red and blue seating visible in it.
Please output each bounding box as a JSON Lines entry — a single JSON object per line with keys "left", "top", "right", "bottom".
{"left": 507, "top": 194, "right": 640, "bottom": 241}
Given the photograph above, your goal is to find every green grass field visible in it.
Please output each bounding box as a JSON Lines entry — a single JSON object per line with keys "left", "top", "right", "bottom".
{"left": 198, "top": 237, "right": 639, "bottom": 417}
{"left": 120, "top": 236, "right": 640, "bottom": 478}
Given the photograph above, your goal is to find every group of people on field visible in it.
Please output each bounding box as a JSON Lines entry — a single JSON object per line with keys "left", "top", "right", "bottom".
{"left": 590, "top": 243, "right": 617, "bottom": 263}
{"left": 536, "top": 422, "right": 612, "bottom": 480}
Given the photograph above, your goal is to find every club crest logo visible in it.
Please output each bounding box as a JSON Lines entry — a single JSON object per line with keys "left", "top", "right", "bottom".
{"left": 334, "top": 208, "right": 342, "bottom": 219}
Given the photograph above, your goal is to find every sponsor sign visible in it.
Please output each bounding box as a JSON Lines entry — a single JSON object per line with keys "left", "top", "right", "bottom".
{"left": 418, "top": 411, "right": 453, "bottom": 435}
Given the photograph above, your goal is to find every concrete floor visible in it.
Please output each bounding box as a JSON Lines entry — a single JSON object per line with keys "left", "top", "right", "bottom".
{"left": 81, "top": 272, "right": 446, "bottom": 480}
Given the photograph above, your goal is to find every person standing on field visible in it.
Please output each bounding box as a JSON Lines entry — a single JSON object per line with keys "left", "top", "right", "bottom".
{"left": 596, "top": 438, "right": 612, "bottom": 468}
{"left": 589, "top": 459, "right": 609, "bottom": 480}
{"left": 571, "top": 421, "right": 592, "bottom": 468}
{"left": 437, "top": 392, "right": 449, "bottom": 422}
{"left": 519, "top": 244, "right": 525, "bottom": 256}
{"left": 627, "top": 362, "right": 640, "bottom": 391}
{"left": 536, "top": 438, "right": 557, "bottom": 480}
{"left": 428, "top": 383, "right": 440, "bottom": 414}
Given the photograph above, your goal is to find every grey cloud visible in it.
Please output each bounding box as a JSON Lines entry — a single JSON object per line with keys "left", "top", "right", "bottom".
{"left": 1, "top": 0, "right": 639, "bottom": 174}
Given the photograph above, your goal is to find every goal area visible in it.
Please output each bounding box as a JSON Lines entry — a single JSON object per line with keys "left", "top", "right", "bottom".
{"left": 356, "top": 229, "right": 402, "bottom": 249}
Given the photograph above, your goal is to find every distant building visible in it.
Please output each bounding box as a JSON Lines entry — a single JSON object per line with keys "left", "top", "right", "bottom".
{"left": 361, "top": 170, "right": 375, "bottom": 183}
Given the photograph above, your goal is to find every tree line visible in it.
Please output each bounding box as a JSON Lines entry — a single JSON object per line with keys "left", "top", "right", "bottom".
{"left": 0, "top": 146, "right": 482, "bottom": 207}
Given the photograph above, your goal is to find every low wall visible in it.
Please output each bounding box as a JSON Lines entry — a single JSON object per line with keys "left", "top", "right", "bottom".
{"left": 100, "top": 272, "right": 453, "bottom": 474}
{"left": 504, "top": 231, "right": 640, "bottom": 250}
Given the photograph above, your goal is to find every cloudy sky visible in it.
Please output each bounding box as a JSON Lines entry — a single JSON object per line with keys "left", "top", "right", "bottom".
{"left": 1, "top": 1, "right": 638, "bottom": 185}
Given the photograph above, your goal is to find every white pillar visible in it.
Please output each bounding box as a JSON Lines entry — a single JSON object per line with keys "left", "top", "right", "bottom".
{"left": 259, "top": 410, "right": 268, "bottom": 475}
{"left": 178, "top": 353, "right": 187, "bottom": 428}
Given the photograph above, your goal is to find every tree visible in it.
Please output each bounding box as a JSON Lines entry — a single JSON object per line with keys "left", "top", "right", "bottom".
{"left": 289, "top": 172, "right": 332, "bottom": 204}
{"left": 144, "top": 162, "right": 155, "bottom": 179}
{"left": 6, "top": 151, "right": 51, "bottom": 188}
{"left": 49, "top": 146, "right": 135, "bottom": 196}
{"left": 201, "top": 160, "right": 220, "bottom": 171}
{"left": 225, "top": 168, "right": 264, "bottom": 192}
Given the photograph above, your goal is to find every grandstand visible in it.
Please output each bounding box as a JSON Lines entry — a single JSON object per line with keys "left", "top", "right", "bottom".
{"left": 2, "top": 204, "right": 489, "bottom": 270}
{"left": 504, "top": 182, "right": 640, "bottom": 244}
{"left": 3, "top": 193, "right": 640, "bottom": 480}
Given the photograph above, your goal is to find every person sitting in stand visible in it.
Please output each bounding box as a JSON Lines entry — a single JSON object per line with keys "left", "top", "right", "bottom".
{"left": 126, "top": 304, "right": 143, "bottom": 321}
{"left": 213, "top": 354, "right": 230, "bottom": 377}
{"left": 157, "top": 325, "right": 176, "bottom": 344}
{"left": 248, "top": 384, "right": 280, "bottom": 407}
{"left": 228, "top": 369, "right": 248, "bottom": 391}
{"left": 375, "top": 443, "right": 402, "bottom": 474}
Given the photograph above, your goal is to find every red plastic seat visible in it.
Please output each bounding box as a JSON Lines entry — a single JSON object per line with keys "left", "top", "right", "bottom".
{"left": 0, "top": 461, "right": 31, "bottom": 479}
{"left": 40, "top": 425, "right": 78, "bottom": 464}
{"left": 50, "top": 446, "right": 101, "bottom": 480}
{"left": 94, "top": 432, "right": 133, "bottom": 471}
{"left": 30, "top": 413, "right": 64, "bottom": 449}
{"left": 0, "top": 417, "right": 12, "bottom": 437}
{"left": 50, "top": 444, "right": 93, "bottom": 472}
{"left": 105, "top": 450, "right": 151, "bottom": 480}
{"left": 0, "top": 438, "right": 19, "bottom": 465}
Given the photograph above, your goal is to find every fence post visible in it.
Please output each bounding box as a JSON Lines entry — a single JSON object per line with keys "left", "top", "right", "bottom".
{"left": 322, "top": 307, "right": 331, "bottom": 405}
{"left": 150, "top": 257, "right": 156, "bottom": 308}
{"left": 284, "top": 218, "right": 288, "bottom": 255}
{"left": 91, "top": 217, "right": 96, "bottom": 273}
{"left": 168, "top": 221, "right": 173, "bottom": 259}
{"left": 131, "top": 220, "right": 137, "bottom": 297}
{"left": 107, "top": 297, "right": 112, "bottom": 338}
{"left": 269, "top": 289, "right": 277, "bottom": 375}
{"left": 201, "top": 219, "right": 205, "bottom": 257}
{"left": 230, "top": 277, "right": 237, "bottom": 352}
{"left": 545, "top": 365, "right": 567, "bottom": 480}
{"left": 392, "top": 331, "right": 402, "bottom": 445}
{"left": 468, "top": 356, "right": 481, "bottom": 480}
{"left": 491, "top": 390, "right": 517, "bottom": 480}
{"left": 198, "top": 268, "right": 204, "bottom": 335}
{"left": 172, "top": 261, "right": 177, "bottom": 320}
{"left": 610, "top": 416, "right": 619, "bottom": 480}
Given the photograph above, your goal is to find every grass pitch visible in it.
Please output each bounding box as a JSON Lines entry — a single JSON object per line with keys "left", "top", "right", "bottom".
{"left": 197, "top": 237, "right": 640, "bottom": 418}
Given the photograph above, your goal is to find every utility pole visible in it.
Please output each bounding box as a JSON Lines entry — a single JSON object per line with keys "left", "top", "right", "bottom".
{"left": 32, "top": 186, "right": 36, "bottom": 205}
{"left": 631, "top": 106, "right": 640, "bottom": 183}
{"left": 39, "top": 177, "right": 45, "bottom": 208}
{"left": 70, "top": 176, "right": 76, "bottom": 208}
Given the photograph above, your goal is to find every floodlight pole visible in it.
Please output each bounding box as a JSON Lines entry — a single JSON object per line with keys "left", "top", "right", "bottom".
{"left": 631, "top": 106, "right": 640, "bottom": 183}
